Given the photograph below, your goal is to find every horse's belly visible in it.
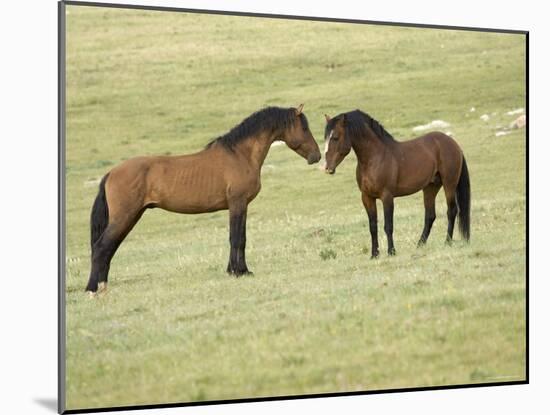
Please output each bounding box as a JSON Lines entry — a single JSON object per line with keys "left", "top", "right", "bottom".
{"left": 394, "top": 177, "right": 432, "bottom": 197}
{"left": 156, "top": 190, "right": 228, "bottom": 214}
{"left": 394, "top": 163, "right": 438, "bottom": 196}
{"left": 147, "top": 167, "right": 229, "bottom": 213}
{"left": 394, "top": 187, "right": 422, "bottom": 197}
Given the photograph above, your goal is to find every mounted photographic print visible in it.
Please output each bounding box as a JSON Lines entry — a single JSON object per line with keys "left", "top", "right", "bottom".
{"left": 59, "top": 1, "right": 528, "bottom": 412}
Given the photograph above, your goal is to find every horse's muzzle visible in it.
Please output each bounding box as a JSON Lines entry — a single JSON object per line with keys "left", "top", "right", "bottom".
{"left": 308, "top": 152, "right": 322, "bottom": 165}
{"left": 325, "top": 168, "right": 335, "bottom": 175}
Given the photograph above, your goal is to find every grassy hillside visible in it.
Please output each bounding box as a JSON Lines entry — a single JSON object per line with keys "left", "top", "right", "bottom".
{"left": 64, "top": 5, "right": 526, "bottom": 410}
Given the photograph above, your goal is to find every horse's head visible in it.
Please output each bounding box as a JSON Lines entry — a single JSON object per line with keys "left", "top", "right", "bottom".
{"left": 282, "top": 104, "right": 321, "bottom": 165}
{"left": 323, "top": 113, "right": 351, "bottom": 174}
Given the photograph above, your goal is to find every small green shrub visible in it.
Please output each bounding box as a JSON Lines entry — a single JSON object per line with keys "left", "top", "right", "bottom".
{"left": 319, "top": 248, "right": 337, "bottom": 260}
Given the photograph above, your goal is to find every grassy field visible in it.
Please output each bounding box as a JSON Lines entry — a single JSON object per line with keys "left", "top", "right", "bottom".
{"left": 64, "top": 5, "right": 527, "bottom": 411}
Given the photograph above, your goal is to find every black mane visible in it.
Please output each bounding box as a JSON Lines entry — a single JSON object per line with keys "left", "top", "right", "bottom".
{"left": 206, "top": 106, "right": 308, "bottom": 150}
{"left": 326, "top": 109, "right": 395, "bottom": 144}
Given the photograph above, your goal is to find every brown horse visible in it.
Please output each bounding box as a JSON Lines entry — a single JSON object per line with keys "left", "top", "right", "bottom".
{"left": 323, "top": 109, "right": 470, "bottom": 258}
{"left": 85, "top": 105, "right": 321, "bottom": 295}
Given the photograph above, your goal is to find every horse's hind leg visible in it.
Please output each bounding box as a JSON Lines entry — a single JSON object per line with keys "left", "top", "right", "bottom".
{"left": 86, "top": 230, "right": 117, "bottom": 295}
{"left": 362, "top": 193, "right": 379, "bottom": 259}
{"left": 418, "top": 183, "right": 441, "bottom": 246}
{"left": 443, "top": 185, "right": 458, "bottom": 244}
{"left": 381, "top": 192, "right": 396, "bottom": 256}
{"left": 86, "top": 209, "right": 144, "bottom": 295}
{"left": 438, "top": 146, "right": 462, "bottom": 245}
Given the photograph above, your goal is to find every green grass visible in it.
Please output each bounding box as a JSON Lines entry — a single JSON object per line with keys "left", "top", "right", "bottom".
{"left": 64, "top": 5, "right": 526, "bottom": 410}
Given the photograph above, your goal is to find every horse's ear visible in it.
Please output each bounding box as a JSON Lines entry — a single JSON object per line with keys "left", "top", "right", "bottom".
{"left": 324, "top": 114, "right": 331, "bottom": 123}
{"left": 295, "top": 103, "right": 304, "bottom": 115}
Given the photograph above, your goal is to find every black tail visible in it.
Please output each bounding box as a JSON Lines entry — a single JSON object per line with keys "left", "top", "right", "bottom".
{"left": 90, "top": 173, "right": 110, "bottom": 249}
{"left": 456, "top": 156, "right": 471, "bottom": 241}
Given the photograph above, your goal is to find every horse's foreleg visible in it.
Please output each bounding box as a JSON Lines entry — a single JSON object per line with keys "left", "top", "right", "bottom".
{"left": 362, "top": 193, "right": 379, "bottom": 259}
{"left": 418, "top": 184, "right": 441, "bottom": 246}
{"left": 381, "top": 193, "right": 396, "bottom": 256}
{"left": 227, "top": 203, "right": 251, "bottom": 276}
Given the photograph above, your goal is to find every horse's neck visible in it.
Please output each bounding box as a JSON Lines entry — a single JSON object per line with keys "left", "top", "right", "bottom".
{"left": 234, "top": 132, "right": 276, "bottom": 171}
{"left": 352, "top": 129, "right": 392, "bottom": 166}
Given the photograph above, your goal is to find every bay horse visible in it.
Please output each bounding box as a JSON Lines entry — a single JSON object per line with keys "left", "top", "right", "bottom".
{"left": 85, "top": 105, "right": 321, "bottom": 296}
{"left": 323, "top": 109, "right": 470, "bottom": 258}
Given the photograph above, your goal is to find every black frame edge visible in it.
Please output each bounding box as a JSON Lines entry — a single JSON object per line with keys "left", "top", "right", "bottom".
{"left": 63, "top": 381, "right": 528, "bottom": 414}
{"left": 525, "top": 31, "right": 529, "bottom": 384}
{"left": 63, "top": 0, "right": 528, "bottom": 34}
{"left": 58, "top": 1, "right": 67, "bottom": 414}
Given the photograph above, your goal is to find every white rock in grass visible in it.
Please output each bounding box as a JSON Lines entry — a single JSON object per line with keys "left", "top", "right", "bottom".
{"left": 495, "top": 131, "right": 511, "bottom": 137}
{"left": 412, "top": 120, "right": 450, "bottom": 132}
{"left": 510, "top": 114, "right": 526, "bottom": 129}
{"left": 84, "top": 178, "right": 101, "bottom": 187}
{"left": 470, "top": 107, "right": 476, "bottom": 112}
{"left": 480, "top": 114, "right": 490, "bottom": 122}
{"left": 506, "top": 108, "right": 524, "bottom": 116}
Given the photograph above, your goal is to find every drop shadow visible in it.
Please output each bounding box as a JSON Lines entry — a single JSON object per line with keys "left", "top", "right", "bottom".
{"left": 34, "top": 398, "right": 57, "bottom": 412}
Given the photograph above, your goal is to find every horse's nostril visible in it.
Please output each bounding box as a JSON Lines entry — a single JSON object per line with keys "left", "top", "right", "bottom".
{"left": 308, "top": 152, "right": 321, "bottom": 164}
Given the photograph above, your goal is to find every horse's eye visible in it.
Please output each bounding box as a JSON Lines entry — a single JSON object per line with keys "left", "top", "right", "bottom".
{"left": 332, "top": 135, "right": 339, "bottom": 141}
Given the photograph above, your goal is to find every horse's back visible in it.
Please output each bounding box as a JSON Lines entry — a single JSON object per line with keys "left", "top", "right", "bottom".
{"left": 422, "top": 131, "right": 461, "bottom": 152}
{"left": 406, "top": 131, "right": 463, "bottom": 163}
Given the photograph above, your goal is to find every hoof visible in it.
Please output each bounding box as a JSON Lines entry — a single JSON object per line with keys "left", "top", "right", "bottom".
{"left": 227, "top": 265, "right": 253, "bottom": 276}
{"left": 370, "top": 254, "right": 379, "bottom": 260}
{"left": 388, "top": 250, "right": 396, "bottom": 256}
{"left": 87, "top": 291, "right": 97, "bottom": 299}
{"left": 98, "top": 282, "right": 108, "bottom": 293}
